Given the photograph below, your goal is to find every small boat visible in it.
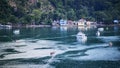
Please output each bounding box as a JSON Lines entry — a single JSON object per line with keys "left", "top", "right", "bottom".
{"left": 0, "top": 24, "right": 12, "bottom": 29}
{"left": 76, "top": 32, "right": 87, "bottom": 43}
{"left": 13, "top": 29, "right": 20, "bottom": 35}
{"left": 98, "top": 28, "right": 104, "bottom": 31}
{"left": 96, "top": 31, "right": 100, "bottom": 36}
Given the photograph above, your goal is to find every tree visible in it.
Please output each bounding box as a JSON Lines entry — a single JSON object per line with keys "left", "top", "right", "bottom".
{"left": 32, "top": 9, "right": 42, "bottom": 24}
{"left": 67, "top": 9, "right": 76, "bottom": 20}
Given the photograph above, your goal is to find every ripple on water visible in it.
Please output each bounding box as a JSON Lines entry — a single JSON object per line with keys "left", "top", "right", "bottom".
{"left": 97, "top": 36, "right": 119, "bottom": 43}
{"left": 0, "top": 38, "right": 120, "bottom": 63}
{"left": 0, "top": 48, "right": 22, "bottom": 59}
{"left": 70, "top": 47, "right": 120, "bottom": 61}
{"left": 55, "top": 43, "right": 120, "bottom": 61}
{"left": 34, "top": 47, "right": 53, "bottom": 50}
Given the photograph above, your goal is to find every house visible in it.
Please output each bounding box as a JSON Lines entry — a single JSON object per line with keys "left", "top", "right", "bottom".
{"left": 77, "top": 19, "right": 86, "bottom": 26}
{"left": 67, "top": 20, "right": 73, "bottom": 25}
{"left": 0, "top": 24, "right": 12, "bottom": 29}
{"left": 59, "top": 19, "right": 67, "bottom": 26}
{"left": 73, "top": 21, "right": 78, "bottom": 25}
{"left": 52, "top": 20, "right": 59, "bottom": 26}
{"left": 67, "top": 20, "right": 77, "bottom": 26}
{"left": 86, "top": 21, "right": 91, "bottom": 26}
{"left": 86, "top": 21, "right": 96, "bottom": 26}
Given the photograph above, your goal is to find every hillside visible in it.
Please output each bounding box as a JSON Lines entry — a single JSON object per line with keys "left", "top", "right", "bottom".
{"left": 0, "top": 0, "right": 120, "bottom": 25}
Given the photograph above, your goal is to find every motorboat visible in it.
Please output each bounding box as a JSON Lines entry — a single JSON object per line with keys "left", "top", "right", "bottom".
{"left": 96, "top": 31, "right": 100, "bottom": 36}
{"left": 76, "top": 32, "right": 87, "bottom": 43}
{"left": 98, "top": 28, "right": 104, "bottom": 31}
{"left": 13, "top": 29, "right": 20, "bottom": 35}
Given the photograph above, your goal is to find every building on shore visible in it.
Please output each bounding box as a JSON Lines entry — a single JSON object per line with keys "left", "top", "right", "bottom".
{"left": 67, "top": 20, "right": 78, "bottom": 26}
{"left": 0, "top": 24, "right": 12, "bottom": 29}
{"left": 86, "top": 21, "right": 96, "bottom": 26}
{"left": 77, "top": 19, "right": 86, "bottom": 26}
{"left": 52, "top": 18, "right": 96, "bottom": 27}
{"left": 59, "top": 19, "right": 67, "bottom": 26}
{"left": 52, "top": 20, "right": 60, "bottom": 26}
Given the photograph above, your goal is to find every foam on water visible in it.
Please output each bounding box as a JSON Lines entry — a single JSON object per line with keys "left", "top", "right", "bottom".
{"left": 0, "top": 39, "right": 65, "bottom": 60}
{"left": 63, "top": 44, "right": 120, "bottom": 61}
{"left": 0, "top": 64, "right": 54, "bottom": 68}
{"left": 2, "top": 49, "right": 63, "bottom": 60}
{"left": 0, "top": 37, "right": 120, "bottom": 61}
{"left": 0, "top": 38, "right": 84, "bottom": 60}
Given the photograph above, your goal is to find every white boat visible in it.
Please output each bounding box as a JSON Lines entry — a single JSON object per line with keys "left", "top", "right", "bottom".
{"left": 98, "top": 28, "right": 104, "bottom": 31}
{"left": 76, "top": 32, "right": 87, "bottom": 43}
{"left": 13, "top": 29, "right": 20, "bottom": 35}
{"left": 0, "top": 24, "right": 12, "bottom": 29}
{"left": 96, "top": 31, "right": 100, "bottom": 36}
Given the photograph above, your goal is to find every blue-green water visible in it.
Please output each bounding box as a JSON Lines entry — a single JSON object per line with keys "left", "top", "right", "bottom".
{"left": 0, "top": 26, "right": 120, "bottom": 68}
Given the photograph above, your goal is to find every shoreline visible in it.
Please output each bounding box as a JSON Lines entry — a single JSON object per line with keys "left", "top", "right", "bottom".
{"left": 96, "top": 24, "right": 120, "bottom": 26}
{"left": 12, "top": 25, "right": 51, "bottom": 28}
{"left": 1, "top": 24, "right": 120, "bottom": 29}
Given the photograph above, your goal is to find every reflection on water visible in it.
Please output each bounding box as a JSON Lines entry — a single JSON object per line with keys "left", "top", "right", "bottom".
{"left": 114, "top": 25, "right": 119, "bottom": 36}
{"left": 60, "top": 26, "right": 67, "bottom": 31}
{"left": 60, "top": 26, "right": 67, "bottom": 37}
{"left": 114, "top": 26, "right": 119, "bottom": 31}
{"left": 0, "top": 26, "right": 120, "bottom": 68}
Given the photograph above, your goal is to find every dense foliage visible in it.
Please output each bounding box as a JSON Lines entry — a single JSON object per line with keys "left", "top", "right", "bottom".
{"left": 0, "top": 0, "right": 120, "bottom": 25}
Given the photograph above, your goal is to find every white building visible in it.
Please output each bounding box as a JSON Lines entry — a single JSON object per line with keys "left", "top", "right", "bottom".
{"left": 59, "top": 19, "right": 67, "bottom": 26}
{"left": 77, "top": 19, "right": 86, "bottom": 26}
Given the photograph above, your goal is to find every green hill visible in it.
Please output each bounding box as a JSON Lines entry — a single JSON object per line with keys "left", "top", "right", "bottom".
{"left": 0, "top": 0, "right": 120, "bottom": 25}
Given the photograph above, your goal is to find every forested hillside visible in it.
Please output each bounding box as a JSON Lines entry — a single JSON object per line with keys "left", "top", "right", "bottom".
{"left": 0, "top": 0, "right": 120, "bottom": 25}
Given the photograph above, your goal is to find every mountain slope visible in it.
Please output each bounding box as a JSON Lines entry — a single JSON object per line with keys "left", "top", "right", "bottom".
{"left": 0, "top": 0, "right": 120, "bottom": 25}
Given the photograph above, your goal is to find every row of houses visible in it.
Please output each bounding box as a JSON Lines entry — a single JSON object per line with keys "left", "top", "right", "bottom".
{"left": 52, "top": 19, "right": 96, "bottom": 26}
{"left": 0, "top": 24, "right": 12, "bottom": 29}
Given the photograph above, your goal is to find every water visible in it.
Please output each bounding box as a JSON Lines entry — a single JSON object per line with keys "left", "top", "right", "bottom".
{"left": 0, "top": 26, "right": 120, "bottom": 68}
